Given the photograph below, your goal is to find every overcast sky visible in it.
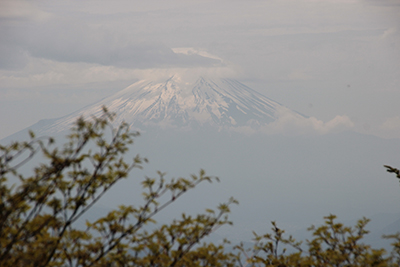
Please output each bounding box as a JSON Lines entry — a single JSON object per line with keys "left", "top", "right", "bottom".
{"left": 1, "top": 0, "right": 399, "bottom": 139}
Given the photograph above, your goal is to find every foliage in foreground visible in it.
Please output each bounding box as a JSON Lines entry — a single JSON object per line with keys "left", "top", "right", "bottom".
{"left": 1, "top": 107, "right": 400, "bottom": 266}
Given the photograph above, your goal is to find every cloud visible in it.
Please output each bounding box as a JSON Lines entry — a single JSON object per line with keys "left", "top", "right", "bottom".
{"left": 0, "top": 54, "right": 237, "bottom": 90}
{"left": 381, "top": 27, "right": 397, "bottom": 39}
{"left": 363, "top": 0, "right": 400, "bottom": 6}
{"left": 0, "top": 0, "right": 52, "bottom": 21}
{"left": 0, "top": 58, "right": 139, "bottom": 88}
{"left": 0, "top": 12, "right": 222, "bottom": 70}
{"left": 131, "top": 64, "right": 240, "bottom": 82}
{"left": 26, "top": 35, "right": 222, "bottom": 69}
{"left": 374, "top": 116, "right": 400, "bottom": 139}
{"left": 381, "top": 116, "right": 400, "bottom": 130}
{"left": 234, "top": 107, "right": 354, "bottom": 135}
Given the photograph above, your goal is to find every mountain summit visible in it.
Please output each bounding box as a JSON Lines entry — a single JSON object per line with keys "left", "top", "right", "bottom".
{"left": 25, "top": 75, "right": 303, "bottom": 135}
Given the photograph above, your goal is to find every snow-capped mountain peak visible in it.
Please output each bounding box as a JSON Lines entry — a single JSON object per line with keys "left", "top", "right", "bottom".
{"left": 36, "top": 75, "right": 301, "bottom": 134}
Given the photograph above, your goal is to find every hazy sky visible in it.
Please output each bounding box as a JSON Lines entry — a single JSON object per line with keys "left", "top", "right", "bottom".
{"left": 1, "top": 0, "right": 399, "bottom": 139}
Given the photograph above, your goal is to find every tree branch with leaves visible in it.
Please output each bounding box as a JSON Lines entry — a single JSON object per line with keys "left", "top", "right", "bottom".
{"left": 0, "top": 107, "right": 237, "bottom": 267}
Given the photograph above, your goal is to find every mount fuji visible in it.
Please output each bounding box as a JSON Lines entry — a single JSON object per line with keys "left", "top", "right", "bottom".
{"left": 24, "top": 75, "right": 303, "bottom": 135}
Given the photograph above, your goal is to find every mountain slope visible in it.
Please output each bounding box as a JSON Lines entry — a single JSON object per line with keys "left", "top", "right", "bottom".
{"left": 32, "top": 75, "right": 300, "bottom": 135}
